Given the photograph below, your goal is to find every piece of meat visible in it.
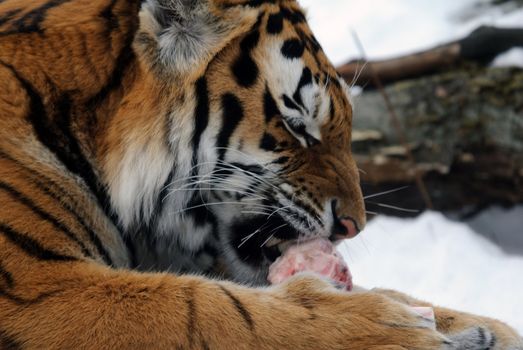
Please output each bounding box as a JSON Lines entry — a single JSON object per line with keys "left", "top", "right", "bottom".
{"left": 267, "top": 239, "right": 436, "bottom": 327}
{"left": 267, "top": 238, "right": 353, "bottom": 290}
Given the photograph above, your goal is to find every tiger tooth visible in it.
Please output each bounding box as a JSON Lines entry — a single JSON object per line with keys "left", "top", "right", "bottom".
{"left": 277, "top": 240, "right": 296, "bottom": 254}
{"left": 266, "top": 238, "right": 283, "bottom": 248}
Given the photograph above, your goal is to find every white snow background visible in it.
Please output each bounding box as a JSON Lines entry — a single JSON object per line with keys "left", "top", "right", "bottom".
{"left": 338, "top": 212, "right": 523, "bottom": 335}
{"left": 299, "top": 0, "right": 523, "bottom": 67}
{"left": 296, "top": 0, "right": 523, "bottom": 335}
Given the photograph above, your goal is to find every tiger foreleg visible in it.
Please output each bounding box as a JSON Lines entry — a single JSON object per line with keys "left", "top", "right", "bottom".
{"left": 1, "top": 267, "right": 464, "bottom": 350}
{"left": 373, "top": 288, "right": 523, "bottom": 350}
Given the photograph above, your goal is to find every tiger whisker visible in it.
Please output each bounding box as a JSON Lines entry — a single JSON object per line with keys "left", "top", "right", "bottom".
{"left": 241, "top": 210, "right": 274, "bottom": 216}
{"left": 363, "top": 186, "right": 409, "bottom": 199}
{"left": 168, "top": 159, "right": 281, "bottom": 196}
{"left": 265, "top": 205, "right": 293, "bottom": 221}
{"left": 167, "top": 186, "right": 265, "bottom": 200}
{"left": 367, "top": 202, "right": 419, "bottom": 213}
{"left": 238, "top": 222, "right": 272, "bottom": 248}
{"left": 260, "top": 223, "right": 289, "bottom": 248}
{"left": 349, "top": 60, "right": 368, "bottom": 90}
{"left": 170, "top": 200, "right": 273, "bottom": 216}
{"left": 164, "top": 176, "right": 255, "bottom": 198}
{"left": 213, "top": 159, "right": 281, "bottom": 192}
{"left": 213, "top": 147, "right": 278, "bottom": 175}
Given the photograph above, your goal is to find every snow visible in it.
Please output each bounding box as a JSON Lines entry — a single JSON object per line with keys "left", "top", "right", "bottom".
{"left": 338, "top": 211, "right": 523, "bottom": 335}
{"left": 492, "top": 47, "right": 523, "bottom": 68}
{"left": 461, "top": 206, "right": 523, "bottom": 256}
{"left": 298, "top": 0, "right": 523, "bottom": 66}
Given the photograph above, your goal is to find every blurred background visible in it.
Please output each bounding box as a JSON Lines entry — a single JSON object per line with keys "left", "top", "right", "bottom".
{"left": 299, "top": 0, "right": 523, "bottom": 334}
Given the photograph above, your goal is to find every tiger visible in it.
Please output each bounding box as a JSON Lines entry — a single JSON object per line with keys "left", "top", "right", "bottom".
{"left": 0, "top": 0, "right": 521, "bottom": 349}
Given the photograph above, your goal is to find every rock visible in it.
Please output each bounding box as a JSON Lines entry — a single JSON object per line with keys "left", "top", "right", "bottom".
{"left": 350, "top": 66, "right": 523, "bottom": 214}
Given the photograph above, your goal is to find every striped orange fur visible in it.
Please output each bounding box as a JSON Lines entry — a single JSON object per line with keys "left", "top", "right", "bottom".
{"left": 0, "top": 0, "right": 521, "bottom": 349}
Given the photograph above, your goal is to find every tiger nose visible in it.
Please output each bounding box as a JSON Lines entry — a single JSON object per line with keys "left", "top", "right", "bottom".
{"left": 331, "top": 200, "right": 361, "bottom": 239}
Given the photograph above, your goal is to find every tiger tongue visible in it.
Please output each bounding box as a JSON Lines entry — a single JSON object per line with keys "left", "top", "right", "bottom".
{"left": 267, "top": 238, "right": 353, "bottom": 291}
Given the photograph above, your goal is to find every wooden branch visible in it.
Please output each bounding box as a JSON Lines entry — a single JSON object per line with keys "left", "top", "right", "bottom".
{"left": 338, "top": 44, "right": 461, "bottom": 87}
{"left": 337, "top": 26, "right": 523, "bottom": 88}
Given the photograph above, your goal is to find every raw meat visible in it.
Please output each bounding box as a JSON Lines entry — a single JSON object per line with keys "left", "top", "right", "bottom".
{"left": 267, "top": 238, "right": 353, "bottom": 290}
{"left": 267, "top": 238, "right": 436, "bottom": 326}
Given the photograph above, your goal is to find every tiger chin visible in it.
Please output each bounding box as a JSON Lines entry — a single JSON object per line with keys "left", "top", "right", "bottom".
{"left": 0, "top": 0, "right": 521, "bottom": 349}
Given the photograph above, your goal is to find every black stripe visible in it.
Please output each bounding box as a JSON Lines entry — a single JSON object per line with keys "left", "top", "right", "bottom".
{"left": 296, "top": 28, "right": 324, "bottom": 71}
{"left": 281, "top": 38, "right": 305, "bottom": 60}
{"left": 278, "top": 189, "right": 323, "bottom": 227}
{"left": 77, "top": 31, "right": 102, "bottom": 86}
{"left": 122, "top": 234, "right": 137, "bottom": 269}
{"left": 277, "top": 157, "right": 302, "bottom": 175}
{"left": 86, "top": 34, "right": 136, "bottom": 110}
{"left": 218, "top": 285, "right": 254, "bottom": 330}
{"left": 272, "top": 156, "right": 289, "bottom": 165}
{"left": 283, "top": 118, "right": 319, "bottom": 147}
{"left": 478, "top": 327, "right": 486, "bottom": 345}
{"left": 280, "top": 7, "right": 307, "bottom": 24}
{"left": 0, "top": 61, "right": 108, "bottom": 217}
{"left": 0, "top": 223, "right": 77, "bottom": 261}
{"left": 31, "top": 180, "right": 113, "bottom": 265}
{"left": 44, "top": 92, "right": 104, "bottom": 219}
{"left": 221, "top": 0, "right": 276, "bottom": 9}
{"left": 139, "top": 164, "right": 176, "bottom": 251}
{"left": 186, "top": 286, "right": 196, "bottom": 346}
{"left": 329, "top": 99, "right": 335, "bottom": 120}
{"left": 0, "top": 329, "right": 21, "bottom": 350}
{"left": 0, "top": 0, "right": 73, "bottom": 36}
{"left": 84, "top": 42, "right": 138, "bottom": 243}
{"left": 191, "top": 77, "right": 210, "bottom": 169}
{"left": 282, "top": 94, "right": 302, "bottom": 112}
{"left": 266, "top": 12, "right": 284, "bottom": 35}
{"left": 186, "top": 196, "right": 215, "bottom": 229}
{"left": 229, "top": 163, "right": 265, "bottom": 176}
{"left": 0, "top": 262, "right": 14, "bottom": 288}
{"left": 0, "top": 3, "right": 138, "bottom": 261}
{"left": 231, "top": 19, "right": 261, "bottom": 88}
{"left": 0, "top": 8, "right": 22, "bottom": 27}
{"left": 263, "top": 86, "right": 280, "bottom": 124}
{"left": 292, "top": 67, "right": 313, "bottom": 111}
{"left": 143, "top": 167, "right": 175, "bottom": 236}
{"left": 489, "top": 333, "right": 497, "bottom": 348}
{"left": 217, "top": 94, "right": 245, "bottom": 160}
{"left": 0, "top": 181, "right": 93, "bottom": 259}
{"left": 0, "top": 152, "right": 113, "bottom": 265}
{"left": 0, "top": 287, "right": 61, "bottom": 306}
{"left": 260, "top": 132, "right": 278, "bottom": 152}
{"left": 8, "top": 45, "right": 133, "bottom": 239}
{"left": 100, "top": 0, "right": 119, "bottom": 30}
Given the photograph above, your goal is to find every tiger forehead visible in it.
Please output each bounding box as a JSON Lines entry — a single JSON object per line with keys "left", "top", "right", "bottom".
{"left": 260, "top": 3, "right": 339, "bottom": 82}
{"left": 258, "top": 3, "right": 352, "bottom": 128}
{"left": 202, "top": 0, "right": 353, "bottom": 146}
{"left": 234, "top": 4, "right": 348, "bottom": 100}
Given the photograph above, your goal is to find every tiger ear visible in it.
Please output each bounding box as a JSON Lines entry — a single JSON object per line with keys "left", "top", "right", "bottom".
{"left": 136, "top": 0, "right": 259, "bottom": 78}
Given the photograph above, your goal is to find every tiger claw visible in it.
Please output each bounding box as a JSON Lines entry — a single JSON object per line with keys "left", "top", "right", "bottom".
{"left": 445, "top": 327, "right": 496, "bottom": 350}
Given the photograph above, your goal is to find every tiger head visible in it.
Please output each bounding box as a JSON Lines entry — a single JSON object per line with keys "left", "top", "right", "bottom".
{"left": 103, "top": 0, "right": 365, "bottom": 284}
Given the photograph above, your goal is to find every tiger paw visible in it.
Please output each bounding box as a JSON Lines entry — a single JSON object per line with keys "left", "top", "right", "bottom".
{"left": 270, "top": 275, "right": 459, "bottom": 349}
{"left": 448, "top": 323, "right": 523, "bottom": 350}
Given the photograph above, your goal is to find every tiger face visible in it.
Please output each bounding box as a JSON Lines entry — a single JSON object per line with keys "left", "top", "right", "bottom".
{"left": 107, "top": 0, "right": 365, "bottom": 284}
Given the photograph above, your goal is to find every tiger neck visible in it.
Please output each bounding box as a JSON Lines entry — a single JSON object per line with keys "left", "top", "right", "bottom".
{"left": 91, "top": 63, "right": 222, "bottom": 273}
{"left": 92, "top": 58, "right": 211, "bottom": 228}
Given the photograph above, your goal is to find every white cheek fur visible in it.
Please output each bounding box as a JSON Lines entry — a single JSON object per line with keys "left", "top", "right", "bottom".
{"left": 258, "top": 39, "right": 331, "bottom": 146}
{"left": 108, "top": 141, "right": 175, "bottom": 230}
